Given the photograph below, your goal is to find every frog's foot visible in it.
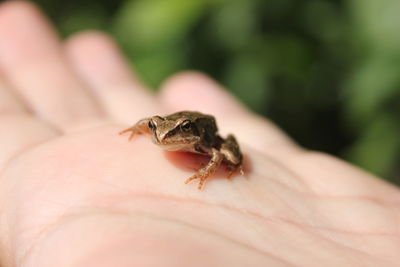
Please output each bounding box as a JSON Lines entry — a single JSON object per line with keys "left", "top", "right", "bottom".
{"left": 225, "top": 164, "right": 238, "bottom": 179}
{"left": 119, "top": 118, "right": 152, "bottom": 141}
{"left": 227, "top": 164, "right": 245, "bottom": 178}
{"left": 184, "top": 148, "right": 224, "bottom": 190}
{"left": 184, "top": 170, "right": 211, "bottom": 190}
{"left": 119, "top": 127, "right": 137, "bottom": 141}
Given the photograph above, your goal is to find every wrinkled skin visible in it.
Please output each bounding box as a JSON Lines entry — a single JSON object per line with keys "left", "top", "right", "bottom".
{"left": 0, "top": 2, "right": 400, "bottom": 267}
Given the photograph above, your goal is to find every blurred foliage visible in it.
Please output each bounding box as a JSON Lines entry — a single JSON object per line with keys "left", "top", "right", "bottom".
{"left": 33, "top": 0, "right": 400, "bottom": 184}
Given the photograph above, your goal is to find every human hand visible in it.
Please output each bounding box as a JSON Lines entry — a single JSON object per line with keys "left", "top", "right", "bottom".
{"left": 0, "top": 2, "right": 399, "bottom": 266}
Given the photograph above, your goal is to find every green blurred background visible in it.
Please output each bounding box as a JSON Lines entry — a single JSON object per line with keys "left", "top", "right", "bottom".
{"left": 32, "top": 0, "right": 400, "bottom": 184}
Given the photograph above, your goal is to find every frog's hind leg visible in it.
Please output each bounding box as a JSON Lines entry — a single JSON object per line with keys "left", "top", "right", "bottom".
{"left": 119, "top": 118, "right": 151, "bottom": 141}
{"left": 220, "top": 134, "right": 243, "bottom": 177}
{"left": 184, "top": 148, "right": 224, "bottom": 190}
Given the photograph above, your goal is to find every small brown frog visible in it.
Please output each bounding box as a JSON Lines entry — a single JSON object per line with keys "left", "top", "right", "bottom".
{"left": 119, "top": 111, "right": 243, "bottom": 190}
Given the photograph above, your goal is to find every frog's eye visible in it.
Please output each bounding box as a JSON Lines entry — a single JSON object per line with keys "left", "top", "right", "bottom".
{"left": 148, "top": 120, "right": 156, "bottom": 131}
{"left": 180, "top": 120, "right": 192, "bottom": 131}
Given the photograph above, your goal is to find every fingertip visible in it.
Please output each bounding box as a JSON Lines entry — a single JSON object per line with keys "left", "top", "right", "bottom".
{"left": 65, "top": 30, "right": 122, "bottom": 57}
{"left": 65, "top": 30, "right": 112, "bottom": 48}
{"left": 65, "top": 30, "right": 141, "bottom": 87}
{"left": 0, "top": 0, "right": 58, "bottom": 66}
{"left": 159, "top": 71, "right": 246, "bottom": 115}
{"left": 0, "top": 0, "right": 54, "bottom": 36}
{"left": 0, "top": 0, "right": 39, "bottom": 16}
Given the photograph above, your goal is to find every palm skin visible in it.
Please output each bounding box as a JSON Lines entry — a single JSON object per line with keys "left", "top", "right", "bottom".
{"left": 0, "top": 2, "right": 399, "bottom": 267}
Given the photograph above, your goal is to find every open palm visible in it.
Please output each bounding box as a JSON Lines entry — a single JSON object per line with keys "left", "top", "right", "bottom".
{"left": 0, "top": 2, "right": 399, "bottom": 266}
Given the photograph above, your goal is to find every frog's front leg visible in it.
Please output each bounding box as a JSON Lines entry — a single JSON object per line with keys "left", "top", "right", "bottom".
{"left": 119, "top": 118, "right": 151, "bottom": 141}
{"left": 184, "top": 148, "right": 224, "bottom": 190}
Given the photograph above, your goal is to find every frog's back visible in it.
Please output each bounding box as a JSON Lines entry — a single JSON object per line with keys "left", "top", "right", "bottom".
{"left": 167, "top": 111, "right": 210, "bottom": 120}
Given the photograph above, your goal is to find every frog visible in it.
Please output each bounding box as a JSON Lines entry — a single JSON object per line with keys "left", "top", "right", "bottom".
{"left": 119, "top": 111, "right": 243, "bottom": 190}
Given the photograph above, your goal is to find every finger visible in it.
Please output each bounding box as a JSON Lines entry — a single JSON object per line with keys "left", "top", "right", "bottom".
{"left": 159, "top": 71, "right": 301, "bottom": 155}
{"left": 0, "top": 1, "right": 103, "bottom": 130}
{"left": 65, "top": 31, "right": 160, "bottom": 123}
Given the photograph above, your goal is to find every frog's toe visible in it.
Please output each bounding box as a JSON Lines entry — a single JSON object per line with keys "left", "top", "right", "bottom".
{"left": 184, "top": 174, "right": 199, "bottom": 185}
{"left": 184, "top": 171, "right": 210, "bottom": 190}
